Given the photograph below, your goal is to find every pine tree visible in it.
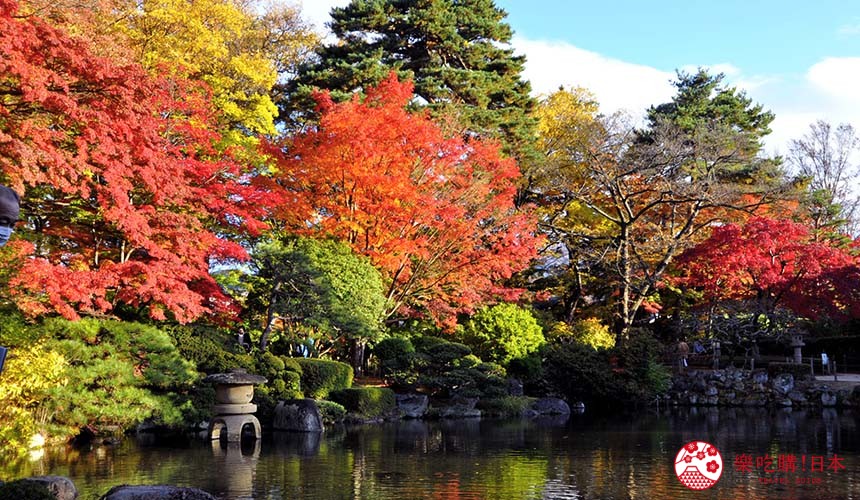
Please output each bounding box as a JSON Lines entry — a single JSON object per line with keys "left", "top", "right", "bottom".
{"left": 281, "top": 0, "right": 538, "bottom": 166}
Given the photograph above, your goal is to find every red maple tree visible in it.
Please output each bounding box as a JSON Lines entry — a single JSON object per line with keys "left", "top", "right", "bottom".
{"left": 266, "top": 74, "right": 540, "bottom": 328}
{"left": 674, "top": 217, "right": 859, "bottom": 321}
{"left": 0, "top": 0, "right": 277, "bottom": 322}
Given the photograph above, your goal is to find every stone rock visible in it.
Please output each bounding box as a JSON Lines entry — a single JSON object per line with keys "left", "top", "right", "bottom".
{"left": 778, "top": 399, "right": 793, "bottom": 407}
{"left": 788, "top": 391, "right": 807, "bottom": 403}
{"left": 706, "top": 396, "right": 719, "bottom": 406}
{"left": 687, "top": 394, "right": 698, "bottom": 405}
{"left": 752, "top": 371, "right": 768, "bottom": 384}
{"left": 742, "top": 397, "right": 765, "bottom": 407}
{"left": 821, "top": 392, "right": 837, "bottom": 407}
{"left": 772, "top": 373, "right": 794, "bottom": 395}
{"left": 100, "top": 485, "right": 216, "bottom": 500}
{"left": 521, "top": 408, "right": 539, "bottom": 418}
{"left": 507, "top": 378, "right": 524, "bottom": 397}
{"left": 531, "top": 397, "right": 571, "bottom": 415}
{"left": 450, "top": 396, "right": 479, "bottom": 410}
{"left": 571, "top": 401, "right": 586, "bottom": 411}
{"left": 705, "top": 386, "right": 718, "bottom": 397}
{"left": 396, "top": 394, "right": 429, "bottom": 419}
{"left": 22, "top": 476, "right": 77, "bottom": 500}
{"left": 273, "top": 399, "right": 323, "bottom": 432}
{"left": 437, "top": 405, "right": 481, "bottom": 419}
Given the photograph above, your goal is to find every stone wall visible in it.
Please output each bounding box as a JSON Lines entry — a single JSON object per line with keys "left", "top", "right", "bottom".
{"left": 665, "top": 367, "right": 860, "bottom": 408}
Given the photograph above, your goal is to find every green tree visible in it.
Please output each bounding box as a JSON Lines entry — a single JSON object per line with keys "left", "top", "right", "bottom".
{"left": 246, "top": 237, "right": 387, "bottom": 374}
{"left": 282, "top": 0, "right": 537, "bottom": 165}
{"left": 457, "top": 303, "right": 544, "bottom": 365}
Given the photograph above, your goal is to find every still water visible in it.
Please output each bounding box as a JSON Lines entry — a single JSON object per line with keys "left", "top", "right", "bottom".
{"left": 3, "top": 407, "right": 859, "bottom": 499}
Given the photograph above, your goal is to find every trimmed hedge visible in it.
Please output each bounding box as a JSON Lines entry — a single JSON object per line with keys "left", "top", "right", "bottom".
{"left": 296, "top": 358, "right": 354, "bottom": 399}
{"left": 329, "top": 387, "right": 396, "bottom": 417}
{"left": 317, "top": 400, "right": 347, "bottom": 425}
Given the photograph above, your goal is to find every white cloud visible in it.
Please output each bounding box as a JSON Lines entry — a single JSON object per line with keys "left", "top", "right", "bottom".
{"left": 512, "top": 36, "right": 675, "bottom": 120}
{"left": 297, "top": 0, "right": 349, "bottom": 34}
{"left": 806, "top": 57, "right": 860, "bottom": 103}
{"left": 511, "top": 37, "right": 860, "bottom": 157}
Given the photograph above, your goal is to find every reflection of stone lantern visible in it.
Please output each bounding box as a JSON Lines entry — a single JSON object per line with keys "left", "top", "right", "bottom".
{"left": 790, "top": 332, "right": 805, "bottom": 364}
{"left": 211, "top": 440, "right": 261, "bottom": 498}
{"left": 204, "top": 369, "right": 267, "bottom": 442}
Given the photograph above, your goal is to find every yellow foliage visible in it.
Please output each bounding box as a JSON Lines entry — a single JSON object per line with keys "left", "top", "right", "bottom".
{"left": 0, "top": 343, "right": 67, "bottom": 461}
{"left": 548, "top": 318, "right": 615, "bottom": 350}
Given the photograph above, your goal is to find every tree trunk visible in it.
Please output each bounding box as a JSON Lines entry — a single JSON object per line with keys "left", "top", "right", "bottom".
{"left": 260, "top": 282, "right": 282, "bottom": 351}
{"left": 349, "top": 338, "right": 366, "bottom": 378}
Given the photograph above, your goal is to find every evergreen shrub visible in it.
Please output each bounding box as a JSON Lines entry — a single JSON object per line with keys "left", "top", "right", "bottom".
{"left": 329, "top": 387, "right": 396, "bottom": 417}
{"left": 296, "top": 358, "right": 353, "bottom": 399}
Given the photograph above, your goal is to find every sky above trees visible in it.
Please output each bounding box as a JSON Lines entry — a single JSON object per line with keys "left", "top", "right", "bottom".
{"left": 303, "top": 0, "right": 860, "bottom": 157}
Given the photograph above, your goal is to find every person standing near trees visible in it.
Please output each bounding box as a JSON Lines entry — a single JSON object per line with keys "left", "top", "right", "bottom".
{"left": 0, "top": 184, "right": 20, "bottom": 375}
{"left": 0, "top": 184, "right": 20, "bottom": 248}
{"left": 677, "top": 339, "right": 690, "bottom": 374}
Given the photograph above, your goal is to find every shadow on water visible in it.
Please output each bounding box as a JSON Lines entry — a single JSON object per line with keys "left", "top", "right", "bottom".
{"left": 2, "top": 408, "right": 859, "bottom": 499}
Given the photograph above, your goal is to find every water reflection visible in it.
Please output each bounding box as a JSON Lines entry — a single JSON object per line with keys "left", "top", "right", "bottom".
{"left": 1, "top": 408, "right": 858, "bottom": 499}
{"left": 211, "top": 440, "right": 260, "bottom": 499}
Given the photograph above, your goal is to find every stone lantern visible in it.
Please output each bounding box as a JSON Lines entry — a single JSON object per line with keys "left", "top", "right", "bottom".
{"left": 790, "top": 332, "right": 805, "bottom": 365}
{"left": 204, "top": 369, "right": 267, "bottom": 442}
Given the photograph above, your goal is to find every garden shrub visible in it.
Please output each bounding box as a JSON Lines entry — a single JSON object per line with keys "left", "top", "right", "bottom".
{"left": 329, "top": 387, "right": 396, "bottom": 417}
{"left": 375, "top": 334, "right": 507, "bottom": 398}
{"left": 645, "top": 360, "right": 672, "bottom": 394}
{"left": 543, "top": 342, "right": 630, "bottom": 405}
{"left": 543, "top": 329, "right": 674, "bottom": 407}
{"left": 296, "top": 358, "right": 353, "bottom": 399}
{"left": 476, "top": 396, "right": 537, "bottom": 417}
{"left": 507, "top": 353, "right": 543, "bottom": 383}
{"left": 167, "top": 324, "right": 254, "bottom": 374}
{"left": 574, "top": 318, "right": 616, "bottom": 350}
{"left": 457, "top": 303, "right": 545, "bottom": 365}
{"left": 317, "top": 400, "right": 347, "bottom": 426}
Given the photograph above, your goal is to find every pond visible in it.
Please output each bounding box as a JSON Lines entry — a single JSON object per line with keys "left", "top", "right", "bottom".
{"left": 3, "top": 407, "right": 859, "bottom": 499}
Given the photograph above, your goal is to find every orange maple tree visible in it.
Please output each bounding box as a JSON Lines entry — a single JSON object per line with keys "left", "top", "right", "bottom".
{"left": 267, "top": 74, "right": 539, "bottom": 328}
{"left": 0, "top": 0, "right": 277, "bottom": 321}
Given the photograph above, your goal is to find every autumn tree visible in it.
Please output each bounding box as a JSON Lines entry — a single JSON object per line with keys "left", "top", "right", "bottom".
{"left": 268, "top": 74, "right": 539, "bottom": 329}
{"left": 20, "top": 0, "right": 318, "bottom": 157}
{"left": 527, "top": 71, "right": 788, "bottom": 339}
{"left": 788, "top": 120, "right": 860, "bottom": 237}
{"left": 283, "top": 0, "right": 537, "bottom": 165}
{"left": 674, "top": 217, "right": 860, "bottom": 334}
{"left": 0, "top": 0, "right": 273, "bottom": 321}
{"left": 522, "top": 86, "right": 609, "bottom": 322}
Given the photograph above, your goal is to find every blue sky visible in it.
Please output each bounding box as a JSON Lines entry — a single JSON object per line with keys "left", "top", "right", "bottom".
{"left": 496, "top": 0, "right": 860, "bottom": 75}
{"left": 302, "top": 1, "right": 860, "bottom": 155}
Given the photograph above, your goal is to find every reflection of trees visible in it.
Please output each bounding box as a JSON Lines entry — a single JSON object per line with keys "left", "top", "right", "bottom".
{"left": 4, "top": 409, "right": 860, "bottom": 498}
